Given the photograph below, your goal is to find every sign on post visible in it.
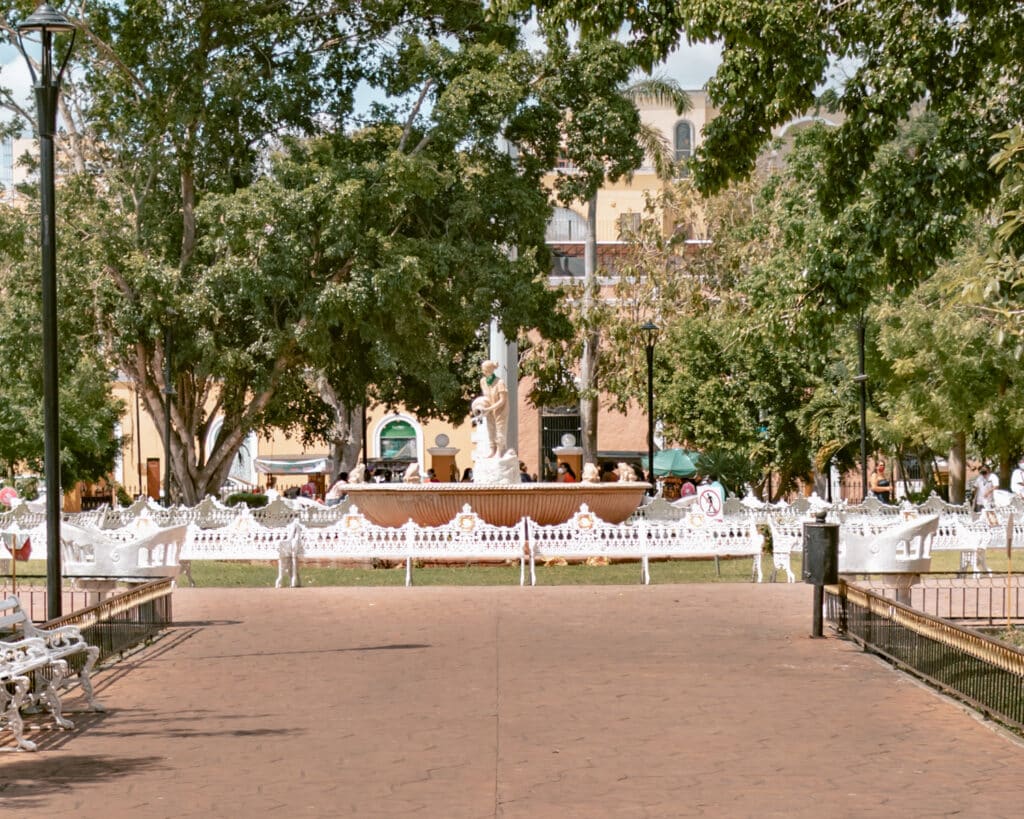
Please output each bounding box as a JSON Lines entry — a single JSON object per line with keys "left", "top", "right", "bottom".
{"left": 697, "top": 485, "right": 724, "bottom": 521}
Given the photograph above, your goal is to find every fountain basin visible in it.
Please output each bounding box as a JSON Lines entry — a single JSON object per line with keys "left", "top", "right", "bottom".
{"left": 341, "top": 482, "right": 649, "bottom": 528}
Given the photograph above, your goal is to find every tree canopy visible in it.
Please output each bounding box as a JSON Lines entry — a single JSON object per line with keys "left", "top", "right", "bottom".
{"left": 0, "top": 1, "right": 661, "bottom": 501}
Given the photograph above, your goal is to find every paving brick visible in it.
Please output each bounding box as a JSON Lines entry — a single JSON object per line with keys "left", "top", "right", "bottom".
{"left": 2, "top": 584, "right": 1023, "bottom": 817}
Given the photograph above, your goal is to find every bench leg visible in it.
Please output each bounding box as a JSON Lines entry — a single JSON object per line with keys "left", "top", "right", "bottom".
{"left": 2, "top": 676, "right": 38, "bottom": 752}
{"left": 37, "top": 660, "right": 74, "bottom": 730}
{"left": 74, "top": 645, "right": 106, "bottom": 712}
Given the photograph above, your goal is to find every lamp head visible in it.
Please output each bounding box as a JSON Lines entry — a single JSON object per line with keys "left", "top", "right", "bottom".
{"left": 639, "top": 320, "right": 659, "bottom": 349}
{"left": 16, "top": 4, "right": 75, "bottom": 35}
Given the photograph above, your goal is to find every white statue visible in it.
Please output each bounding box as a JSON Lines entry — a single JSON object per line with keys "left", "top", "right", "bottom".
{"left": 617, "top": 462, "right": 638, "bottom": 482}
{"left": 581, "top": 463, "right": 601, "bottom": 483}
{"left": 479, "top": 360, "right": 509, "bottom": 458}
{"left": 469, "top": 362, "right": 517, "bottom": 484}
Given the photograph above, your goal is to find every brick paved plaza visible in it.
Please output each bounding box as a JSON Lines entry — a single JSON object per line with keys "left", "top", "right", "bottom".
{"left": 3, "top": 583, "right": 1024, "bottom": 817}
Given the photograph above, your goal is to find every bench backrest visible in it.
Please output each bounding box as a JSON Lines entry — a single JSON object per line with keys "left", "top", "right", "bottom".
{"left": 839, "top": 514, "right": 938, "bottom": 574}
{"left": 62, "top": 523, "right": 189, "bottom": 577}
{"left": 528, "top": 505, "right": 645, "bottom": 558}
{"left": 181, "top": 518, "right": 299, "bottom": 561}
{"left": 0, "top": 594, "right": 29, "bottom": 635}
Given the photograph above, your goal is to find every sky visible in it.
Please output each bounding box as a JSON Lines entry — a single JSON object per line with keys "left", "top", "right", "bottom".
{"left": 654, "top": 41, "right": 723, "bottom": 90}
{"left": 1, "top": 37, "right": 723, "bottom": 128}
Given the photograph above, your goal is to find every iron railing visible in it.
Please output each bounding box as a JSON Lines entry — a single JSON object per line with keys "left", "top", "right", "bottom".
{"left": 0, "top": 576, "right": 95, "bottom": 620}
{"left": 43, "top": 578, "right": 174, "bottom": 666}
{"left": 827, "top": 580, "right": 1024, "bottom": 731}
{"left": 857, "top": 577, "right": 1024, "bottom": 626}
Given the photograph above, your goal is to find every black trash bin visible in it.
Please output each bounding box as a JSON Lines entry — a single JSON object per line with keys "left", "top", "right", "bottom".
{"left": 803, "top": 511, "right": 838, "bottom": 585}
{"left": 803, "top": 510, "right": 839, "bottom": 637}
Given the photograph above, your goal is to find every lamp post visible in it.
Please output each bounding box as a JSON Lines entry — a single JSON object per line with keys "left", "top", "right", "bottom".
{"left": 855, "top": 315, "right": 868, "bottom": 501}
{"left": 16, "top": 4, "right": 77, "bottom": 620}
{"left": 640, "top": 321, "right": 659, "bottom": 493}
{"left": 162, "top": 310, "right": 177, "bottom": 507}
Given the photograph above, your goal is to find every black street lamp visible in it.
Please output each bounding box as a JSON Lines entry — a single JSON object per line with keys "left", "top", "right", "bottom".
{"left": 163, "top": 310, "right": 178, "bottom": 507}
{"left": 15, "top": 4, "right": 77, "bottom": 620}
{"left": 855, "top": 315, "right": 868, "bottom": 501}
{"left": 640, "top": 321, "right": 659, "bottom": 493}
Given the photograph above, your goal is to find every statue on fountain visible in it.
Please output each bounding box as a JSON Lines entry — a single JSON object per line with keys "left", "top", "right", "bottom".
{"left": 470, "top": 360, "right": 518, "bottom": 484}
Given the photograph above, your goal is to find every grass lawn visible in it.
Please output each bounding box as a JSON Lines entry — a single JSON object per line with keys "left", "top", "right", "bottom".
{"left": 3, "top": 547, "right": 1010, "bottom": 588}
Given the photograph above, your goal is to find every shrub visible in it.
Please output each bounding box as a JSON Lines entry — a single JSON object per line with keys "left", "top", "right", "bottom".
{"left": 225, "top": 491, "right": 269, "bottom": 508}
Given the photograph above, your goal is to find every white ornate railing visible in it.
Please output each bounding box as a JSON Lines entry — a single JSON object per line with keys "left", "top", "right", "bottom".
{"left": 6, "top": 489, "right": 1021, "bottom": 591}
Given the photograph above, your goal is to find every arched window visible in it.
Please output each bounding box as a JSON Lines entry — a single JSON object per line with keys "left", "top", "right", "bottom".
{"left": 545, "top": 206, "right": 589, "bottom": 242}
{"left": 674, "top": 121, "right": 694, "bottom": 174}
{"left": 204, "top": 418, "right": 258, "bottom": 486}
{"left": 378, "top": 419, "right": 418, "bottom": 460}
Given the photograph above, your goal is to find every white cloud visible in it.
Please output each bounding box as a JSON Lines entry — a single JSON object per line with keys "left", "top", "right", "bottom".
{"left": 655, "top": 41, "right": 723, "bottom": 90}
{"left": 1, "top": 50, "right": 36, "bottom": 124}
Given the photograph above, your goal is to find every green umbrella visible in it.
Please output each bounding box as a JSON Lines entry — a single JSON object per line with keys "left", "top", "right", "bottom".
{"left": 641, "top": 449, "right": 699, "bottom": 478}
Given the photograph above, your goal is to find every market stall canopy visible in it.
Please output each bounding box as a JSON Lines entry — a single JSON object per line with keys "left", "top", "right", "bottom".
{"left": 254, "top": 456, "right": 331, "bottom": 475}
{"left": 641, "top": 449, "right": 699, "bottom": 478}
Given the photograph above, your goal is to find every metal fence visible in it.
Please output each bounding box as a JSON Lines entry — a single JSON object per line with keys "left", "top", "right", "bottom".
{"left": 0, "top": 576, "right": 96, "bottom": 621}
{"left": 857, "top": 577, "right": 1024, "bottom": 626}
{"left": 43, "top": 578, "right": 174, "bottom": 665}
{"left": 826, "top": 580, "right": 1024, "bottom": 731}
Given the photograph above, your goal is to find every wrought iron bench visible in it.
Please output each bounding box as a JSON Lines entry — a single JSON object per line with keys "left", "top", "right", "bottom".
{"left": 298, "top": 504, "right": 530, "bottom": 586}
{"left": 0, "top": 634, "right": 72, "bottom": 751}
{"left": 0, "top": 594, "right": 104, "bottom": 724}
{"left": 180, "top": 517, "right": 300, "bottom": 587}
{"left": 839, "top": 514, "right": 939, "bottom": 603}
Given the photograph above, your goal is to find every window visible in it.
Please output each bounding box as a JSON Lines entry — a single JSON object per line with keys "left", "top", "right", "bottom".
{"left": 545, "top": 207, "right": 589, "bottom": 243}
{"left": 379, "top": 419, "right": 417, "bottom": 460}
{"left": 617, "top": 212, "right": 642, "bottom": 239}
{"left": 674, "top": 121, "right": 694, "bottom": 176}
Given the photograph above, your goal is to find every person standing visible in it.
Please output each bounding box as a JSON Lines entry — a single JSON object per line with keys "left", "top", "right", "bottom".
{"left": 973, "top": 465, "right": 995, "bottom": 512}
{"left": 1011, "top": 457, "right": 1024, "bottom": 499}
{"left": 556, "top": 462, "right": 576, "bottom": 483}
{"left": 869, "top": 460, "right": 892, "bottom": 503}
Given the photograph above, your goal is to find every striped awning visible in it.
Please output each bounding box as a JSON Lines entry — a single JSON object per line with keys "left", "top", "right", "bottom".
{"left": 254, "top": 456, "right": 331, "bottom": 475}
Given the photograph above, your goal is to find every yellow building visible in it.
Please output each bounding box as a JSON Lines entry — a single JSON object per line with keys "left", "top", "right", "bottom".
{"left": 97, "top": 90, "right": 720, "bottom": 500}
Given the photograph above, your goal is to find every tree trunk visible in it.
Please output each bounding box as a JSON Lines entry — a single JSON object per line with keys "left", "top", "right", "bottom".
{"left": 948, "top": 431, "right": 966, "bottom": 504}
{"left": 306, "top": 370, "right": 364, "bottom": 475}
{"left": 580, "top": 194, "right": 599, "bottom": 467}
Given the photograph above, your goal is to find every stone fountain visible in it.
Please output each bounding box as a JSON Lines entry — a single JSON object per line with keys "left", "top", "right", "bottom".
{"left": 342, "top": 361, "right": 648, "bottom": 527}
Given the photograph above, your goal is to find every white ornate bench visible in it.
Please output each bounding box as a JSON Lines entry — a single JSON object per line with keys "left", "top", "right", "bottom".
{"left": 765, "top": 516, "right": 803, "bottom": 583}
{"left": 839, "top": 514, "right": 939, "bottom": 603}
{"left": 528, "top": 505, "right": 646, "bottom": 579}
{"left": 61, "top": 521, "right": 189, "bottom": 595}
{"left": 0, "top": 594, "right": 104, "bottom": 727}
{"left": 0, "top": 634, "right": 71, "bottom": 751}
{"left": 527, "top": 507, "right": 764, "bottom": 584}
{"left": 180, "top": 516, "right": 300, "bottom": 587}
{"left": 644, "top": 514, "right": 765, "bottom": 583}
{"left": 297, "top": 505, "right": 529, "bottom": 586}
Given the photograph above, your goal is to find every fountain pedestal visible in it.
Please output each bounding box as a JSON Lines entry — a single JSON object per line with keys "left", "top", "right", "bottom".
{"left": 341, "top": 482, "right": 649, "bottom": 528}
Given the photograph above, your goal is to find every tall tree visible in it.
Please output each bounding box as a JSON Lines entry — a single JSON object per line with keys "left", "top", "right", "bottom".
{"left": 522, "top": 38, "right": 690, "bottom": 463}
{"left": 3, "top": 2, "right": 578, "bottom": 503}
